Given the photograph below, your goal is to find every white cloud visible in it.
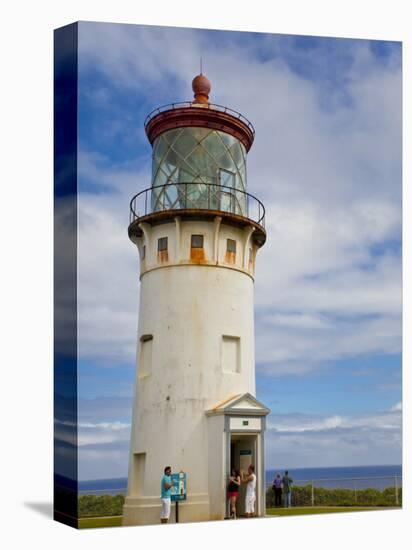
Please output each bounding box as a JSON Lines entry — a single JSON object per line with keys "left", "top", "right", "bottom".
{"left": 266, "top": 406, "right": 402, "bottom": 468}
{"left": 77, "top": 153, "right": 145, "bottom": 363}
{"left": 78, "top": 421, "right": 131, "bottom": 446}
{"left": 76, "top": 26, "right": 401, "bottom": 373}
{"left": 268, "top": 407, "right": 401, "bottom": 433}
{"left": 269, "top": 414, "right": 344, "bottom": 433}
{"left": 391, "top": 402, "right": 402, "bottom": 412}
{"left": 256, "top": 313, "right": 401, "bottom": 374}
{"left": 55, "top": 418, "right": 132, "bottom": 446}
{"left": 262, "top": 313, "right": 333, "bottom": 330}
{"left": 79, "top": 421, "right": 131, "bottom": 430}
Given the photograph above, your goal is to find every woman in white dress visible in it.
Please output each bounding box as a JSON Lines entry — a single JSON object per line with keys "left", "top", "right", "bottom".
{"left": 242, "top": 464, "right": 256, "bottom": 518}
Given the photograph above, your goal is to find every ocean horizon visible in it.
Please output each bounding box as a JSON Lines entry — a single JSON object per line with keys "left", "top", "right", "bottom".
{"left": 78, "top": 464, "right": 402, "bottom": 494}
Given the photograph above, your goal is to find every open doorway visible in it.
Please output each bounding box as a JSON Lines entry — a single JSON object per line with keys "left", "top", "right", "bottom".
{"left": 229, "top": 434, "right": 258, "bottom": 517}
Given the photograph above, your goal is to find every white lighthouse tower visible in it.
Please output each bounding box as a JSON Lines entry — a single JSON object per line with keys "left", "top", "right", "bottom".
{"left": 123, "top": 74, "right": 270, "bottom": 525}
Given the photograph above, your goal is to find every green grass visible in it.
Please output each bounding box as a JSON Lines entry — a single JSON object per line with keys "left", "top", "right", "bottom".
{"left": 266, "top": 506, "right": 392, "bottom": 517}
{"left": 78, "top": 507, "right": 398, "bottom": 528}
{"left": 78, "top": 516, "right": 123, "bottom": 529}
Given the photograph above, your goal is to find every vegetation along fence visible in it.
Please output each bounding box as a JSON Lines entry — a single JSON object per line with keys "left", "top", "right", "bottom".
{"left": 265, "top": 476, "right": 402, "bottom": 508}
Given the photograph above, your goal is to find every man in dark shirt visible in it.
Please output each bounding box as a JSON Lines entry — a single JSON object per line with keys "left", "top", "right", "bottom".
{"left": 272, "top": 473, "right": 283, "bottom": 507}
{"left": 282, "top": 470, "right": 293, "bottom": 508}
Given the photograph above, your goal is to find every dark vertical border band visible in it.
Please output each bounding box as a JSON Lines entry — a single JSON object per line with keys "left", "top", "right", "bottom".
{"left": 54, "top": 22, "right": 79, "bottom": 529}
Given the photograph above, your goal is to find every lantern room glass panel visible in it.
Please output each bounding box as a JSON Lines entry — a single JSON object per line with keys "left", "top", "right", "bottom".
{"left": 151, "top": 127, "right": 247, "bottom": 215}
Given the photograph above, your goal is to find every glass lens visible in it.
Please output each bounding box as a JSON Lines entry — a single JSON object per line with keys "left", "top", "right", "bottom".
{"left": 151, "top": 128, "right": 248, "bottom": 210}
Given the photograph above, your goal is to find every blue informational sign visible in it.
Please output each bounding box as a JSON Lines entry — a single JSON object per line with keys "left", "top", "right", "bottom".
{"left": 171, "top": 472, "right": 187, "bottom": 501}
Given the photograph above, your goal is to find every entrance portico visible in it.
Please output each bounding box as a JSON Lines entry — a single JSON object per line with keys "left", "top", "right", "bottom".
{"left": 206, "top": 393, "right": 270, "bottom": 519}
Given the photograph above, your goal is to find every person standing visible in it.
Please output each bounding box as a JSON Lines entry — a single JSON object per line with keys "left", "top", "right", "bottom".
{"left": 227, "top": 468, "right": 241, "bottom": 519}
{"left": 282, "top": 470, "right": 293, "bottom": 508}
{"left": 272, "top": 472, "right": 283, "bottom": 507}
{"left": 242, "top": 464, "right": 256, "bottom": 518}
{"left": 160, "top": 466, "right": 175, "bottom": 523}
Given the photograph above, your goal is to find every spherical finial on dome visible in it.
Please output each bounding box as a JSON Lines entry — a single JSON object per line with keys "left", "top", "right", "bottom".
{"left": 192, "top": 73, "right": 211, "bottom": 104}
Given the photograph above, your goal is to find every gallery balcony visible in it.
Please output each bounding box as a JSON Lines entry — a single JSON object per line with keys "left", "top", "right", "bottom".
{"left": 128, "top": 182, "right": 266, "bottom": 246}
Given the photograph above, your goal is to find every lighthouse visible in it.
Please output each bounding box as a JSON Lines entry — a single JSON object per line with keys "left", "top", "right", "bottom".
{"left": 123, "top": 73, "right": 270, "bottom": 525}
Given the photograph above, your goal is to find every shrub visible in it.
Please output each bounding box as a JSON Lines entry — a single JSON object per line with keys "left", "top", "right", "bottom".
{"left": 78, "top": 494, "right": 125, "bottom": 517}
{"left": 266, "top": 484, "right": 402, "bottom": 508}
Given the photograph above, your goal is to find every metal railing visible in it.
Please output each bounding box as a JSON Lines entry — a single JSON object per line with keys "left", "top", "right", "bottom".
{"left": 144, "top": 101, "right": 255, "bottom": 137}
{"left": 129, "top": 182, "right": 265, "bottom": 229}
{"left": 266, "top": 475, "right": 402, "bottom": 507}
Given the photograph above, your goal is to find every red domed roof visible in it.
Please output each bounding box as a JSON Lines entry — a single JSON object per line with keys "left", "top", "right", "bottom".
{"left": 144, "top": 73, "right": 255, "bottom": 151}
{"left": 192, "top": 73, "right": 211, "bottom": 104}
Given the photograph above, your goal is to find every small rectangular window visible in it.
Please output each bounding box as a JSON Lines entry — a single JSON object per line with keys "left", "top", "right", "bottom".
{"left": 227, "top": 239, "right": 236, "bottom": 253}
{"left": 225, "top": 239, "right": 237, "bottom": 264}
{"left": 190, "top": 233, "right": 205, "bottom": 261}
{"left": 191, "top": 234, "right": 204, "bottom": 248}
{"left": 158, "top": 237, "right": 168, "bottom": 251}
{"left": 221, "top": 335, "right": 240, "bottom": 373}
{"left": 141, "top": 245, "right": 146, "bottom": 259}
{"left": 131, "top": 453, "right": 146, "bottom": 496}
{"left": 139, "top": 335, "right": 153, "bottom": 378}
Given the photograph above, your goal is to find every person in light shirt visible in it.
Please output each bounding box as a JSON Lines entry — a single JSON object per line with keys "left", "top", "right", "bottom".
{"left": 242, "top": 464, "right": 256, "bottom": 518}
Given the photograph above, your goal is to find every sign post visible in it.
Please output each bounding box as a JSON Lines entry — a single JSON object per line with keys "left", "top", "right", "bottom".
{"left": 171, "top": 471, "right": 187, "bottom": 523}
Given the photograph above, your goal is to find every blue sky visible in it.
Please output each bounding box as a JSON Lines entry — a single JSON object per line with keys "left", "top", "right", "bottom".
{"left": 74, "top": 22, "right": 402, "bottom": 480}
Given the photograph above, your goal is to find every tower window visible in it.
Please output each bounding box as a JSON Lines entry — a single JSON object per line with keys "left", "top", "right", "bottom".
{"left": 139, "top": 334, "right": 153, "bottom": 378}
{"left": 158, "top": 237, "right": 169, "bottom": 262}
{"left": 191, "top": 234, "right": 204, "bottom": 248}
{"left": 141, "top": 245, "right": 146, "bottom": 260}
{"left": 225, "top": 239, "right": 237, "bottom": 264}
{"left": 227, "top": 239, "right": 236, "bottom": 253}
{"left": 131, "top": 453, "right": 146, "bottom": 496}
{"left": 158, "top": 237, "right": 168, "bottom": 251}
{"left": 190, "top": 234, "right": 205, "bottom": 261}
